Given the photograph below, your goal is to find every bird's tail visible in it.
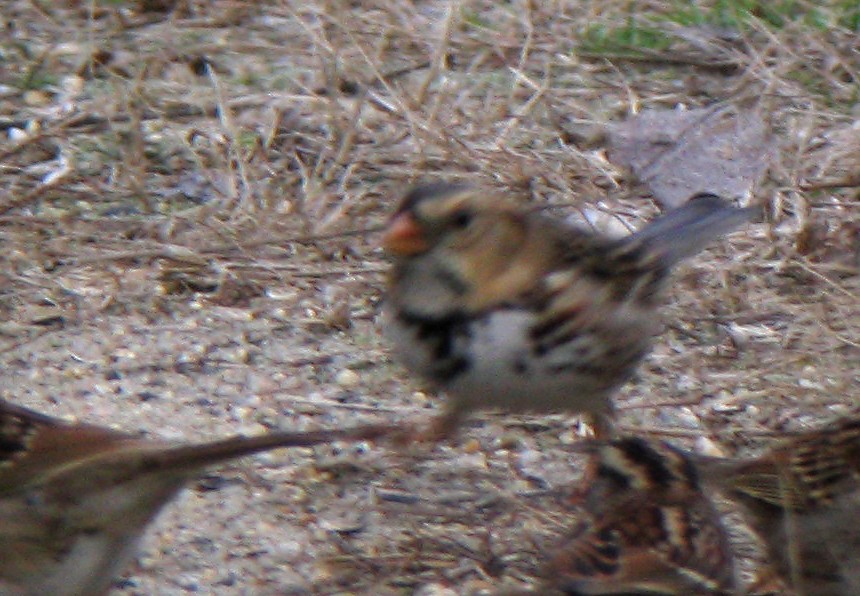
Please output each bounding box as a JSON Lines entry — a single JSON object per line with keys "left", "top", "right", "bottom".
{"left": 625, "top": 193, "right": 758, "bottom": 266}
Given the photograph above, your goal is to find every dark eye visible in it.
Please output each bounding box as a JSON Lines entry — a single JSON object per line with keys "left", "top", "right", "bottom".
{"left": 451, "top": 210, "right": 473, "bottom": 229}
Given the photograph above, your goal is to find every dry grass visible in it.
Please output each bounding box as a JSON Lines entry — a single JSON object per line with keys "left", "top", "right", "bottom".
{"left": 0, "top": 0, "right": 858, "bottom": 594}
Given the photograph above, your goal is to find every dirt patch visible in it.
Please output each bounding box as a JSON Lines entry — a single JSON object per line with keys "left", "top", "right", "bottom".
{"left": 0, "top": 1, "right": 858, "bottom": 593}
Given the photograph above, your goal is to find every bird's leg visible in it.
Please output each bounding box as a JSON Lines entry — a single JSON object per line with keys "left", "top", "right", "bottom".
{"left": 568, "top": 410, "right": 617, "bottom": 504}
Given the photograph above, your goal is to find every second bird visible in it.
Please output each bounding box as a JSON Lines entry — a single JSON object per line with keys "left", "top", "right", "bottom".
{"left": 382, "top": 184, "right": 755, "bottom": 438}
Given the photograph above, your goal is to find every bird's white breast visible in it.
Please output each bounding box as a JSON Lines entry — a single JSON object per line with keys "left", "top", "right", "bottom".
{"left": 385, "top": 307, "right": 612, "bottom": 414}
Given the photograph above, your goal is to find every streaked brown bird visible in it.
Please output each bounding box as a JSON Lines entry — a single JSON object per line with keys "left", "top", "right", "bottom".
{"left": 695, "top": 418, "right": 860, "bottom": 596}
{"left": 382, "top": 183, "right": 755, "bottom": 438}
{"left": 546, "top": 437, "right": 739, "bottom": 595}
{"left": 0, "top": 399, "right": 388, "bottom": 596}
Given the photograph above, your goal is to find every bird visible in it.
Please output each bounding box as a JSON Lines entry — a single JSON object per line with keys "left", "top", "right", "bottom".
{"left": 0, "top": 399, "right": 390, "bottom": 596}
{"left": 694, "top": 418, "right": 860, "bottom": 596}
{"left": 544, "top": 436, "right": 739, "bottom": 595}
{"left": 381, "top": 183, "right": 755, "bottom": 439}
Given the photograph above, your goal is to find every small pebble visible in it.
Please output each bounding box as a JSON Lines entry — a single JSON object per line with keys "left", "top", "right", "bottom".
{"left": 494, "top": 433, "right": 521, "bottom": 450}
{"left": 462, "top": 437, "right": 481, "bottom": 454}
{"left": 415, "top": 585, "right": 458, "bottom": 596}
{"left": 695, "top": 436, "right": 726, "bottom": 457}
{"left": 8, "top": 127, "right": 27, "bottom": 141}
{"left": 559, "top": 429, "right": 580, "bottom": 445}
{"left": 335, "top": 369, "right": 360, "bottom": 388}
{"left": 176, "top": 572, "right": 200, "bottom": 591}
{"left": 23, "top": 90, "right": 51, "bottom": 106}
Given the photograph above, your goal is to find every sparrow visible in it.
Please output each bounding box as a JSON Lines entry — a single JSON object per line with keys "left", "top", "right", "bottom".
{"left": 0, "top": 399, "right": 390, "bottom": 596}
{"left": 695, "top": 418, "right": 860, "bottom": 596}
{"left": 381, "top": 183, "right": 755, "bottom": 438}
{"left": 545, "top": 437, "right": 739, "bottom": 594}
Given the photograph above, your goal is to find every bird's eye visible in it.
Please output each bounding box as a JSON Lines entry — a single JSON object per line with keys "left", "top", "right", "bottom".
{"left": 451, "top": 210, "right": 473, "bottom": 229}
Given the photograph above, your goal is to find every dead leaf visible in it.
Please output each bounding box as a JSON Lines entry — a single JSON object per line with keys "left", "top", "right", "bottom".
{"left": 606, "top": 105, "right": 774, "bottom": 208}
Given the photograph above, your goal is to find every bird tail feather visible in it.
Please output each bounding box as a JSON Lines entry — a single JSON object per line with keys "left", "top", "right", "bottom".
{"left": 625, "top": 193, "right": 757, "bottom": 266}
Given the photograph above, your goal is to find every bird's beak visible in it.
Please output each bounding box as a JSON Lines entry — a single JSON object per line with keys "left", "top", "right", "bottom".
{"left": 381, "top": 212, "right": 428, "bottom": 255}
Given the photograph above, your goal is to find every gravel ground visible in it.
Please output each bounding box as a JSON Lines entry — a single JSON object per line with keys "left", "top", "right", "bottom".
{"left": 0, "top": 1, "right": 858, "bottom": 594}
